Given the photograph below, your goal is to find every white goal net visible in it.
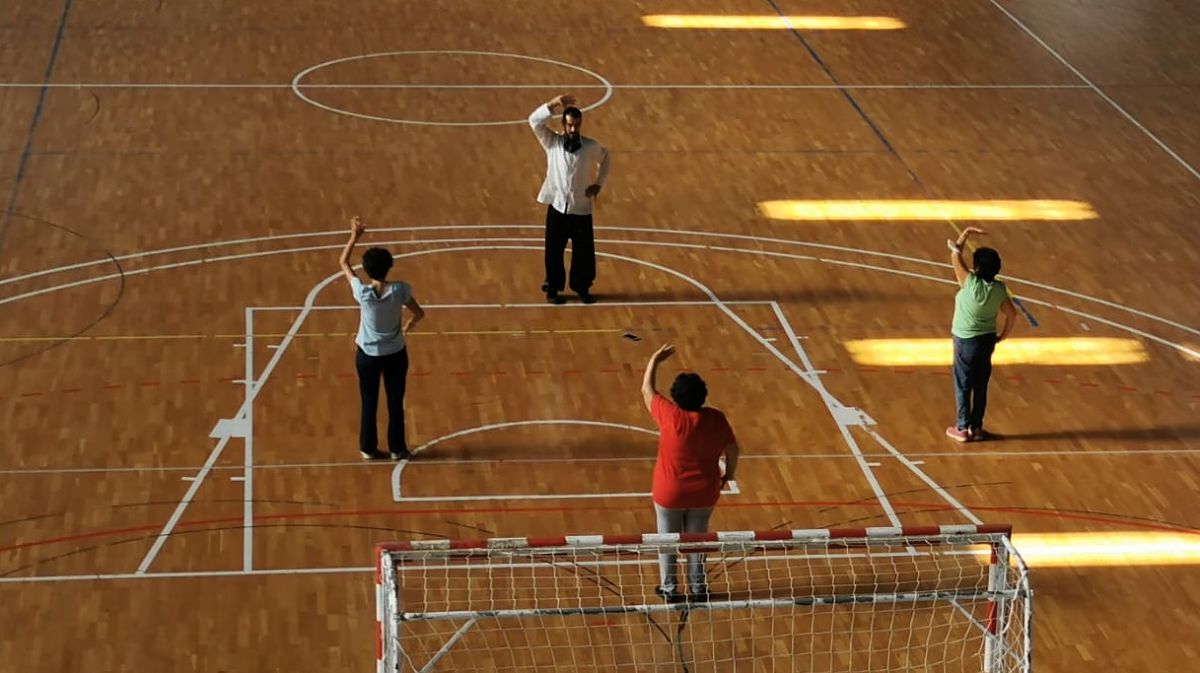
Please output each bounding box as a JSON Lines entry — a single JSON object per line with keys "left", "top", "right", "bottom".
{"left": 376, "top": 525, "right": 1031, "bottom": 673}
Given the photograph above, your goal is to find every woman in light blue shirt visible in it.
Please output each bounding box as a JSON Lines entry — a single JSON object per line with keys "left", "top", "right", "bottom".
{"left": 338, "top": 217, "right": 425, "bottom": 459}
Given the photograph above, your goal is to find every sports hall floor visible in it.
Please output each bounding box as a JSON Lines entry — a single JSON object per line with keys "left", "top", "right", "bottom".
{"left": 2, "top": 1, "right": 1199, "bottom": 671}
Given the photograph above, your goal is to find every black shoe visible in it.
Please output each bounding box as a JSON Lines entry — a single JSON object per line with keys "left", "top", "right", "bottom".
{"left": 390, "top": 449, "right": 412, "bottom": 461}
{"left": 655, "top": 586, "right": 684, "bottom": 604}
{"left": 360, "top": 450, "right": 387, "bottom": 461}
{"left": 578, "top": 291, "right": 596, "bottom": 305}
{"left": 546, "top": 292, "right": 566, "bottom": 305}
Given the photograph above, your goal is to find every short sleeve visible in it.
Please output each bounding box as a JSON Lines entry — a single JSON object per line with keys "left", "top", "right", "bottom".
{"left": 650, "top": 393, "right": 678, "bottom": 428}
{"left": 711, "top": 410, "right": 737, "bottom": 447}
{"left": 721, "top": 415, "right": 737, "bottom": 447}
{"left": 394, "top": 282, "right": 413, "bottom": 305}
{"left": 966, "top": 273, "right": 989, "bottom": 302}
{"left": 349, "top": 276, "right": 363, "bottom": 299}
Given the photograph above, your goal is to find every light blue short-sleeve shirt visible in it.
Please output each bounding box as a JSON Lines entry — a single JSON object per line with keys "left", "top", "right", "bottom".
{"left": 350, "top": 277, "right": 413, "bottom": 356}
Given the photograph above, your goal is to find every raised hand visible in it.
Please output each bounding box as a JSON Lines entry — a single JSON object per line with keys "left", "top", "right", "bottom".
{"left": 651, "top": 344, "right": 676, "bottom": 363}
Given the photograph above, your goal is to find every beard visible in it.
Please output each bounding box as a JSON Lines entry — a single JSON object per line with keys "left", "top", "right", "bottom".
{"left": 563, "top": 132, "right": 582, "bottom": 153}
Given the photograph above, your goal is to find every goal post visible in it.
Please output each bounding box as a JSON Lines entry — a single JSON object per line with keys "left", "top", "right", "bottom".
{"left": 376, "top": 525, "right": 1032, "bottom": 673}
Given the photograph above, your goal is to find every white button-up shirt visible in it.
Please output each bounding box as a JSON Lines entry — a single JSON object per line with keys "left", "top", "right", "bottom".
{"left": 529, "top": 104, "right": 611, "bottom": 216}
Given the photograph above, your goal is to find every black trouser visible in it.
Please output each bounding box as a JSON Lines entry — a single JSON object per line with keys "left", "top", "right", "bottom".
{"left": 544, "top": 205, "right": 595, "bottom": 294}
{"left": 355, "top": 346, "right": 409, "bottom": 454}
{"left": 952, "top": 334, "right": 997, "bottom": 431}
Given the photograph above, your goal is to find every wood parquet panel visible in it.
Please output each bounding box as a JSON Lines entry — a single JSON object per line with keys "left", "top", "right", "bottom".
{"left": 1, "top": 1, "right": 1199, "bottom": 672}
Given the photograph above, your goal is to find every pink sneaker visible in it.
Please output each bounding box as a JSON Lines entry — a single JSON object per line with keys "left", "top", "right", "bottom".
{"left": 945, "top": 426, "right": 971, "bottom": 443}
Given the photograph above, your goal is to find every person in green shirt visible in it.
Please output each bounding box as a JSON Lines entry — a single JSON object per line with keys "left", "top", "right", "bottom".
{"left": 946, "top": 227, "right": 1015, "bottom": 442}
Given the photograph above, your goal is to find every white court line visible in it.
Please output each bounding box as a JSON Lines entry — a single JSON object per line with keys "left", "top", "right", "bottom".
{"left": 987, "top": 0, "right": 1200, "bottom": 182}
{"left": 10, "top": 233, "right": 1198, "bottom": 364}
{"left": 390, "top": 490, "right": 738, "bottom": 503}
{"left": 389, "top": 416, "right": 742, "bottom": 502}
{"left": 271, "top": 299, "right": 777, "bottom": 311}
{"left": 243, "top": 308, "right": 255, "bottom": 572}
{"left": 769, "top": 302, "right": 903, "bottom": 528}
{"left": 2, "top": 549, "right": 984, "bottom": 585}
{"left": 17, "top": 238, "right": 1193, "bottom": 571}
{"left": 771, "top": 303, "right": 984, "bottom": 526}
{"left": 861, "top": 427, "right": 983, "bottom": 526}
{"left": 135, "top": 435, "right": 231, "bottom": 573}
{"left": 3, "top": 224, "right": 1195, "bottom": 347}
{"left": 0, "top": 82, "right": 1091, "bottom": 90}
{"left": 257, "top": 244, "right": 906, "bottom": 525}
{"left": 290, "top": 50, "right": 616, "bottom": 127}
{"left": 0, "top": 549, "right": 985, "bottom": 585}
{"left": 134, "top": 269, "right": 340, "bottom": 573}
{"left": 5, "top": 447, "right": 1198, "bottom": 477}
{"left": 393, "top": 419, "right": 660, "bottom": 502}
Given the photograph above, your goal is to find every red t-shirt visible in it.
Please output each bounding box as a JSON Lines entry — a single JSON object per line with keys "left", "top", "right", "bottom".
{"left": 650, "top": 394, "right": 736, "bottom": 509}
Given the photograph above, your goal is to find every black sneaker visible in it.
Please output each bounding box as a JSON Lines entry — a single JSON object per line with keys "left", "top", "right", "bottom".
{"left": 546, "top": 291, "right": 566, "bottom": 305}
{"left": 360, "top": 450, "right": 387, "bottom": 461}
{"left": 390, "top": 449, "right": 412, "bottom": 461}
{"left": 578, "top": 291, "right": 596, "bottom": 305}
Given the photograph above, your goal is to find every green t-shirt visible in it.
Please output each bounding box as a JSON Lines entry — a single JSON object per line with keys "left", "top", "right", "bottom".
{"left": 951, "top": 273, "right": 1008, "bottom": 338}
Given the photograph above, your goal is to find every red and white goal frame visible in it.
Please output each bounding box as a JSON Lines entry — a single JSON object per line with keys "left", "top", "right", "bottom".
{"left": 376, "top": 524, "right": 1032, "bottom": 673}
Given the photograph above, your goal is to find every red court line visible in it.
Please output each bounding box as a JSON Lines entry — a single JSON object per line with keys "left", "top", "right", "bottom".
{"left": 3, "top": 498, "right": 1198, "bottom": 556}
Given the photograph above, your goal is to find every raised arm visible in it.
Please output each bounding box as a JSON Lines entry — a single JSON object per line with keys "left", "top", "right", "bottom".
{"left": 641, "top": 344, "right": 675, "bottom": 412}
{"left": 529, "top": 93, "right": 575, "bottom": 149}
{"left": 339, "top": 216, "right": 366, "bottom": 285}
{"left": 947, "top": 227, "right": 985, "bottom": 286}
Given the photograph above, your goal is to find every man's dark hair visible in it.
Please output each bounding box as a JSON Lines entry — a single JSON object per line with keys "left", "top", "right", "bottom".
{"left": 972, "top": 247, "right": 1002, "bottom": 282}
{"left": 562, "top": 106, "right": 582, "bottom": 123}
{"left": 361, "top": 247, "right": 393, "bottom": 281}
{"left": 669, "top": 372, "right": 708, "bottom": 411}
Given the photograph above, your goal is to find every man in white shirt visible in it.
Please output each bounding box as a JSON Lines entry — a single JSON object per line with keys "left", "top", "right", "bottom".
{"left": 529, "top": 93, "right": 611, "bottom": 304}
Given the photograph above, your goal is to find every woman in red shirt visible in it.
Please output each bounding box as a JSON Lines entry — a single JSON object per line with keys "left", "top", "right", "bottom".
{"left": 641, "top": 344, "right": 740, "bottom": 603}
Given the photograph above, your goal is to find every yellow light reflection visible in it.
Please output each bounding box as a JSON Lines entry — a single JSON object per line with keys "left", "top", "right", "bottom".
{"left": 844, "top": 338, "right": 1147, "bottom": 366}
{"left": 758, "top": 200, "right": 1097, "bottom": 221}
{"left": 642, "top": 15, "right": 906, "bottom": 30}
{"left": 1012, "top": 532, "right": 1200, "bottom": 567}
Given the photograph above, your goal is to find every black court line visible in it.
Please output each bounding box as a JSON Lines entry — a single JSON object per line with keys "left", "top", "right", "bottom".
{"left": 762, "top": 0, "right": 912, "bottom": 178}
{"left": 0, "top": 0, "right": 77, "bottom": 265}
{"left": 761, "top": 0, "right": 1038, "bottom": 327}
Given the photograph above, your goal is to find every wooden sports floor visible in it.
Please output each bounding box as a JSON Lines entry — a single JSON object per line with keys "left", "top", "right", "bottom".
{"left": 2, "top": 0, "right": 1199, "bottom": 671}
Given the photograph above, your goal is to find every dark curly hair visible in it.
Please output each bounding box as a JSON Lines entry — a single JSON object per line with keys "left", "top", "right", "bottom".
{"left": 669, "top": 372, "right": 708, "bottom": 411}
{"left": 972, "top": 247, "right": 1002, "bottom": 282}
{"left": 361, "top": 247, "right": 393, "bottom": 281}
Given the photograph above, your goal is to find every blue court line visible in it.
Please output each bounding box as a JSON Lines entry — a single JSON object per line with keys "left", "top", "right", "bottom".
{"left": 0, "top": 0, "right": 77, "bottom": 263}
{"left": 761, "top": 0, "right": 1039, "bottom": 328}
{"left": 1011, "top": 296, "right": 1039, "bottom": 327}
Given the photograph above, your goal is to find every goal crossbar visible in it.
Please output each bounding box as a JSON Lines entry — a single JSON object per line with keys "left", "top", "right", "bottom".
{"left": 376, "top": 525, "right": 1032, "bottom": 673}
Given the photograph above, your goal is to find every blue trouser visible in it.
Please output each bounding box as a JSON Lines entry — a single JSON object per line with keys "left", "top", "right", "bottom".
{"left": 952, "top": 334, "right": 997, "bottom": 431}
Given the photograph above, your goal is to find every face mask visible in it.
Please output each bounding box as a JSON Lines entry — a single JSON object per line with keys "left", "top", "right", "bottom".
{"left": 563, "top": 133, "right": 582, "bottom": 153}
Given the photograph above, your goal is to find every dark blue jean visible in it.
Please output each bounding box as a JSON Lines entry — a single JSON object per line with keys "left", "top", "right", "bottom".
{"left": 952, "top": 334, "right": 997, "bottom": 431}
{"left": 356, "top": 346, "right": 409, "bottom": 454}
